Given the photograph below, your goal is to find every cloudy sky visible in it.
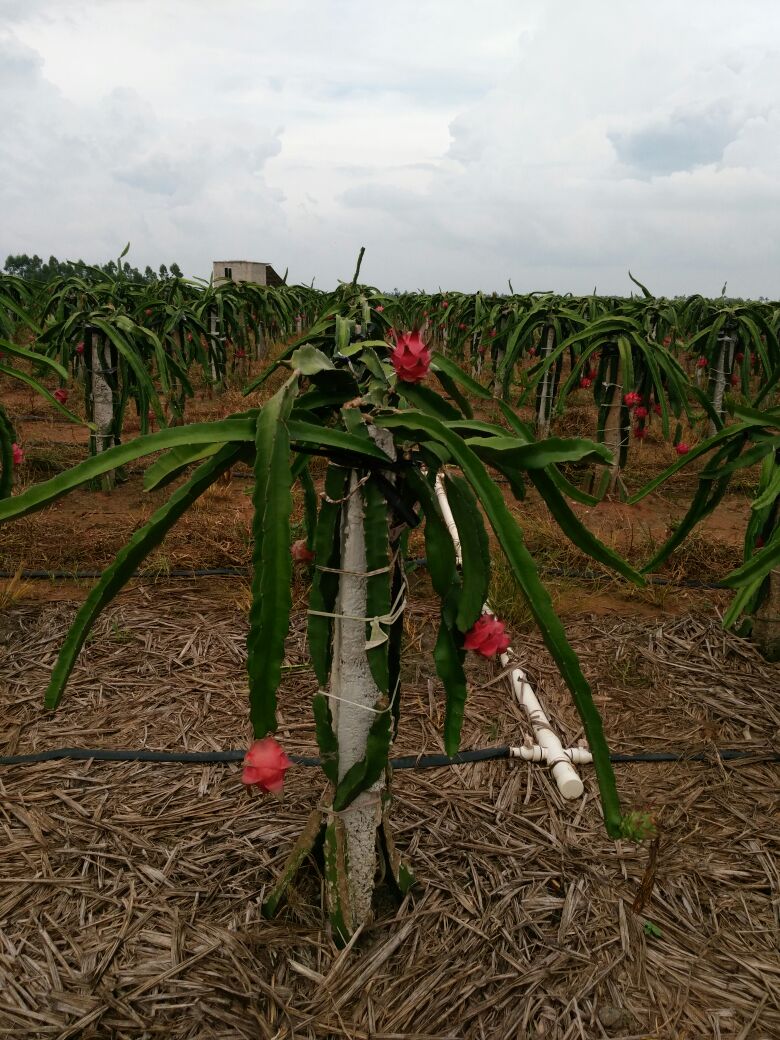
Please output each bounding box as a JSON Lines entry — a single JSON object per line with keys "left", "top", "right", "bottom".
{"left": 2, "top": 0, "right": 779, "bottom": 295}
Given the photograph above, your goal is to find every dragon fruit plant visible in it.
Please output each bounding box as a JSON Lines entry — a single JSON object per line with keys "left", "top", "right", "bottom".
{"left": 627, "top": 383, "right": 780, "bottom": 657}
{"left": 0, "top": 271, "right": 648, "bottom": 941}
{"left": 0, "top": 273, "right": 85, "bottom": 498}
{"left": 678, "top": 295, "right": 779, "bottom": 436}
{"left": 522, "top": 308, "right": 693, "bottom": 497}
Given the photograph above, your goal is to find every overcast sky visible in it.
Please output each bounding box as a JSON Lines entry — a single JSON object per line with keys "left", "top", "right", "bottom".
{"left": 2, "top": 0, "right": 779, "bottom": 295}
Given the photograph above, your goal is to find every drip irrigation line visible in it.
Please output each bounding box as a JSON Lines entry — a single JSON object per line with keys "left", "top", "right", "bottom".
{"left": 532, "top": 566, "right": 726, "bottom": 591}
{"left": 0, "top": 746, "right": 777, "bottom": 768}
{"left": 0, "top": 567, "right": 249, "bottom": 580}
{"left": 13, "top": 415, "right": 75, "bottom": 423}
{"left": 407, "top": 559, "right": 727, "bottom": 591}
{"left": 0, "top": 561, "right": 728, "bottom": 590}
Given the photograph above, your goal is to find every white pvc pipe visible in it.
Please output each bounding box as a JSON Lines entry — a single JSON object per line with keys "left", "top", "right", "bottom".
{"left": 510, "top": 745, "right": 593, "bottom": 765}
{"left": 434, "top": 474, "right": 585, "bottom": 799}
{"left": 434, "top": 475, "right": 462, "bottom": 562}
{"left": 503, "top": 658, "right": 585, "bottom": 798}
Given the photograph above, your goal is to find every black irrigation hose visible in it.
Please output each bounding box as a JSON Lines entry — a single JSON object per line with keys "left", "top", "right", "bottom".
{"left": 533, "top": 566, "right": 726, "bottom": 591}
{"left": 1, "top": 746, "right": 778, "bottom": 768}
{"left": 407, "top": 559, "right": 727, "bottom": 590}
{"left": 0, "top": 567, "right": 249, "bottom": 579}
{"left": 0, "top": 561, "right": 728, "bottom": 590}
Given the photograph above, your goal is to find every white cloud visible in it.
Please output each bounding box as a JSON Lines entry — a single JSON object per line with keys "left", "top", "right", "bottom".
{"left": 2, "top": 0, "right": 780, "bottom": 295}
{"left": 0, "top": 19, "right": 285, "bottom": 271}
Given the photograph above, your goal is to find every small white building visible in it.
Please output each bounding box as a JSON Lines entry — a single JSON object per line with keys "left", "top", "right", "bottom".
{"left": 212, "top": 260, "right": 284, "bottom": 287}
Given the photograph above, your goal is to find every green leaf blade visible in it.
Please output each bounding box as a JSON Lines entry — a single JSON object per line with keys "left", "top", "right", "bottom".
{"left": 44, "top": 444, "right": 242, "bottom": 709}
{"left": 247, "top": 379, "right": 298, "bottom": 737}
{"left": 376, "top": 409, "right": 623, "bottom": 837}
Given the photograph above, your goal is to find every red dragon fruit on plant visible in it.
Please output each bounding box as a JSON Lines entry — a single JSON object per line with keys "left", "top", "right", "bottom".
{"left": 242, "top": 737, "right": 293, "bottom": 794}
{"left": 464, "top": 614, "right": 510, "bottom": 658}
{"left": 291, "top": 539, "right": 315, "bottom": 564}
{"left": 390, "top": 331, "right": 431, "bottom": 384}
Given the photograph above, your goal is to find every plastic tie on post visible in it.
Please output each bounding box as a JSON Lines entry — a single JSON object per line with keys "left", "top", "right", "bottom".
{"left": 319, "top": 674, "right": 400, "bottom": 716}
{"left": 307, "top": 581, "right": 406, "bottom": 651}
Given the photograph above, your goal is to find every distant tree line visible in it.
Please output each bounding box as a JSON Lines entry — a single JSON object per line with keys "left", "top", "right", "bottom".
{"left": 3, "top": 254, "right": 184, "bottom": 283}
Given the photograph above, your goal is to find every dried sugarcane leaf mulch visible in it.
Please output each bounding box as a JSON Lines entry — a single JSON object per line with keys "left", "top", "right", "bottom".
{"left": 1, "top": 585, "right": 779, "bottom": 1039}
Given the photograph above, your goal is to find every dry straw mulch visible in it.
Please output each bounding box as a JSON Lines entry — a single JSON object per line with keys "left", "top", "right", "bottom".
{"left": 1, "top": 584, "right": 779, "bottom": 1039}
